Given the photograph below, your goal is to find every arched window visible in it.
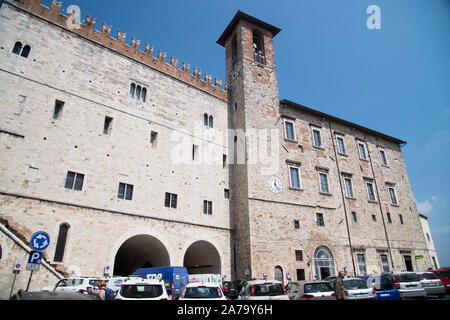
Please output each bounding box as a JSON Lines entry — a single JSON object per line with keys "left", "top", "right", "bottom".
{"left": 12, "top": 41, "right": 22, "bottom": 55}
{"left": 54, "top": 223, "right": 70, "bottom": 263}
{"left": 142, "top": 87, "right": 147, "bottom": 102}
{"left": 204, "top": 113, "right": 209, "bottom": 127}
{"left": 21, "top": 45, "right": 31, "bottom": 58}
{"left": 252, "top": 29, "right": 265, "bottom": 64}
{"left": 130, "top": 83, "right": 136, "bottom": 98}
{"left": 209, "top": 115, "right": 214, "bottom": 128}
{"left": 314, "top": 246, "right": 336, "bottom": 280}
{"left": 136, "top": 85, "right": 141, "bottom": 100}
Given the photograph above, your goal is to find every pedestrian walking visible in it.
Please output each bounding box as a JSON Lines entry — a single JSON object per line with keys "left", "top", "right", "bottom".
{"left": 333, "top": 271, "right": 346, "bottom": 300}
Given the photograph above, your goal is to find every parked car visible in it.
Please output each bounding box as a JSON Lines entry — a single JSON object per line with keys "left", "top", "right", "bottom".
{"left": 42, "top": 277, "right": 105, "bottom": 294}
{"left": 105, "top": 276, "right": 139, "bottom": 293}
{"left": 286, "top": 280, "right": 336, "bottom": 300}
{"left": 179, "top": 282, "right": 227, "bottom": 300}
{"left": 10, "top": 289, "right": 101, "bottom": 300}
{"left": 417, "top": 272, "right": 445, "bottom": 298}
{"left": 132, "top": 266, "right": 188, "bottom": 299}
{"left": 238, "top": 280, "right": 289, "bottom": 300}
{"left": 429, "top": 268, "right": 450, "bottom": 294}
{"left": 386, "top": 272, "right": 427, "bottom": 299}
{"left": 222, "top": 281, "right": 239, "bottom": 300}
{"left": 114, "top": 278, "right": 169, "bottom": 300}
{"left": 363, "top": 275, "right": 400, "bottom": 300}
{"left": 342, "top": 277, "right": 377, "bottom": 300}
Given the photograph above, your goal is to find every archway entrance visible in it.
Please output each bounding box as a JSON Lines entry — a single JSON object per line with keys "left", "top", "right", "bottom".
{"left": 113, "top": 235, "right": 170, "bottom": 276}
{"left": 314, "top": 246, "right": 336, "bottom": 280}
{"left": 274, "top": 266, "right": 284, "bottom": 283}
{"left": 183, "top": 241, "right": 221, "bottom": 275}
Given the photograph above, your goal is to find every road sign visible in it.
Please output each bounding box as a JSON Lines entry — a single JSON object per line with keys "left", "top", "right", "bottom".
{"left": 13, "top": 261, "right": 22, "bottom": 272}
{"left": 104, "top": 265, "right": 111, "bottom": 275}
{"left": 30, "top": 231, "right": 50, "bottom": 252}
{"left": 26, "top": 251, "right": 43, "bottom": 272}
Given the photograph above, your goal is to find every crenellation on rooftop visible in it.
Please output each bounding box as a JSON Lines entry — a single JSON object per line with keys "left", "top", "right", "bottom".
{"left": 7, "top": 0, "right": 227, "bottom": 100}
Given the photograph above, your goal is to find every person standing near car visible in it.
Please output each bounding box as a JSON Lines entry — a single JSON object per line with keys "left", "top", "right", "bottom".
{"left": 98, "top": 281, "right": 107, "bottom": 300}
{"left": 333, "top": 271, "right": 346, "bottom": 300}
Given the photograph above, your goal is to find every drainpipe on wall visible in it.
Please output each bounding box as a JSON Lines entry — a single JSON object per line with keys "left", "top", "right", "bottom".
{"left": 327, "top": 121, "right": 357, "bottom": 277}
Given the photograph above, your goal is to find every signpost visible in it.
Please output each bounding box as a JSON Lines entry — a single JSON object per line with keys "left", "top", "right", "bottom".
{"left": 10, "top": 260, "right": 22, "bottom": 298}
{"left": 26, "top": 231, "right": 50, "bottom": 292}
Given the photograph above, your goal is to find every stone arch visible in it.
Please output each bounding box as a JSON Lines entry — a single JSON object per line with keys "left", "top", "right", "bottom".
{"left": 183, "top": 240, "right": 221, "bottom": 275}
{"left": 314, "top": 246, "right": 336, "bottom": 280}
{"left": 113, "top": 234, "right": 170, "bottom": 276}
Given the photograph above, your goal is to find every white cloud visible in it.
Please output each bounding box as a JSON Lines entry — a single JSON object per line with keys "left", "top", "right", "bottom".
{"left": 417, "top": 200, "right": 433, "bottom": 214}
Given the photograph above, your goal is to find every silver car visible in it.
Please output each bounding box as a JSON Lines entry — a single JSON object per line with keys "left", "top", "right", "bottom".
{"left": 387, "top": 272, "right": 427, "bottom": 299}
{"left": 417, "top": 272, "right": 446, "bottom": 298}
{"left": 286, "top": 281, "right": 336, "bottom": 300}
{"left": 343, "top": 278, "right": 377, "bottom": 300}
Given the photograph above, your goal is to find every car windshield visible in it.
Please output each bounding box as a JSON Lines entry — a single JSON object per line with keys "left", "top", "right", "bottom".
{"left": 344, "top": 280, "right": 368, "bottom": 290}
{"left": 419, "top": 273, "right": 439, "bottom": 280}
{"left": 435, "top": 271, "right": 450, "bottom": 278}
{"left": 120, "top": 285, "right": 163, "bottom": 298}
{"left": 398, "top": 273, "right": 418, "bottom": 283}
{"left": 304, "top": 283, "right": 333, "bottom": 293}
{"left": 184, "top": 286, "right": 220, "bottom": 299}
{"left": 253, "top": 283, "right": 284, "bottom": 296}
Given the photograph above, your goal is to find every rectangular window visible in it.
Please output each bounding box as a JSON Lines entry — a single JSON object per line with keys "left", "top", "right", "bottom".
{"left": 358, "top": 142, "right": 367, "bottom": 160}
{"left": 223, "top": 154, "right": 227, "bottom": 168}
{"left": 399, "top": 214, "right": 404, "bottom": 225}
{"left": 165, "top": 192, "right": 177, "bottom": 209}
{"left": 336, "top": 136, "right": 346, "bottom": 155}
{"left": 64, "top": 171, "right": 84, "bottom": 191}
{"left": 357, "top": 254, "right": 367, "bottom": 275}
{"left": 380, "top": 255, "right": 390, "bottom": 273}
{"left": 295, "top": 250, "right": 303, "bottom": 261}
{"left": 103, "top": 116, "right": 113, "bottom": 135}
{"left": 284, "top": 120, "right": 295, "bottom": 141}
{"left": 319, "top": 173, "right": 329, "bottom": 194}
{"left": 372, "top": 214, "right": 377, "bottom": 222}
{"left": 203, "top": 200, "right": 213, "bottom": 215}
{"left": 118, "top": 183, "right": 133, "bottom": 200}
{"left": 379, "top": 148, "right": 389, "bottom": 166}
{"left": 53, "top": 100, "right": 64, "bottom": 120}
{"left": 297, "top": 269, "right": 306, "bottom": 281}
{"left": 150, "top": 131, "right": 158, "bottom": 148}
{"left": 388, "top": 187, "right": 398, "bottom": 205}
{"left": 387, "top": 212, "right": 392, "bottom": 224}
{"left": 312, "top": 128, "right": 322, "bottom": 148}
{"left": 352, "top": 212, "right": 357, "bottom": 223}
{"left": 344, "top": 178, "right": 354, "bottom": 198}
{"left": 192, "top": 144, "right": 199, "bottom": 161}
{"left": 316, "top": 213, "right": 325, "bottom": 226}
{"left": 294, "top": 220, "right": 300, "bottom": 229}
{"left": 224, "top": 189, "right": 230, "bottom": 199}
{"left": 366, "top": 182, "right": 376, "bottom": 202}
{"left": 289, "top": 167, "right": 301, "bottom": 189}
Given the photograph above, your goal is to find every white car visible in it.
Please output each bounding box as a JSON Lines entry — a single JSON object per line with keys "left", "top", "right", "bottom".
{"left": 105, "top": 276, "right": 142, "bottom": 293}
{"left": 114, "top": 278, "right": 169, "bottom": 300}
{"left": 42, "top": 277, "right": 105, "bottom": 293}
{"left": 343, "top": 277, "right": 377, "bottom": 300}
{"left": 179, "top": 282, "right": 227, "bottom": 300}
{"left": 238, "top": 280, "right": 289, "bottom": 300}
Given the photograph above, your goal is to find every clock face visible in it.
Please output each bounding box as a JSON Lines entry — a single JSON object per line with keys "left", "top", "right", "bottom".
{"left": 267, "top": 176, "right": 283, "bottom": 193}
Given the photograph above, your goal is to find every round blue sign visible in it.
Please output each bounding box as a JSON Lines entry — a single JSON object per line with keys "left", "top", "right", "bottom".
{"left": 30, "top": 232, "right": 50, "bottom": 251}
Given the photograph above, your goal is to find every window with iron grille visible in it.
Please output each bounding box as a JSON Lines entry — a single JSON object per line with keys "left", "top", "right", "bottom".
{"left": 295, "top": 250, "right": 303, "bottom": 261}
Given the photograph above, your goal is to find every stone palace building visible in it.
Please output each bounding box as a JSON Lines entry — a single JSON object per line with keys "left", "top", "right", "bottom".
{"left": 0, "top": 0, "right": 439, "bottom": 297}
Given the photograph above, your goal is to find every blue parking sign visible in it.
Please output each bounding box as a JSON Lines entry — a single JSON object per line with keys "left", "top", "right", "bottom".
{"left": 28, "top": 251, "right": 43, "bottom": 265}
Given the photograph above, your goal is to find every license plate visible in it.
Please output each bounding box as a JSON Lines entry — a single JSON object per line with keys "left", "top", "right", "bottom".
{"left": 428, "top": 283, "right": 437, "bottom": 286}
{"left": 380, "top": 294, "right": 390, "bottom": 297}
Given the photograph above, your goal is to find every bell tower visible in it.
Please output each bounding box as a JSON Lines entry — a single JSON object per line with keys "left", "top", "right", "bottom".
{"left": 218, "top": 11, "right": 282, "bottom": 280}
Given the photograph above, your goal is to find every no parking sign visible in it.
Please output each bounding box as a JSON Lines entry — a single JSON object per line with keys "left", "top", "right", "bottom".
{"left": 104, "top": 265, "right": 112, "bottom": 276}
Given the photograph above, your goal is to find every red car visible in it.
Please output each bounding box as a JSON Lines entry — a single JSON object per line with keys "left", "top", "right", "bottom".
{"left": 429, "top": 268, "right": 450, "bottom": 294}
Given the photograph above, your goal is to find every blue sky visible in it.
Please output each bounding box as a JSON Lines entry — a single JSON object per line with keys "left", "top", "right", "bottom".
{"left": 34, "top": 0, "right": 449, "bottom": 266}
